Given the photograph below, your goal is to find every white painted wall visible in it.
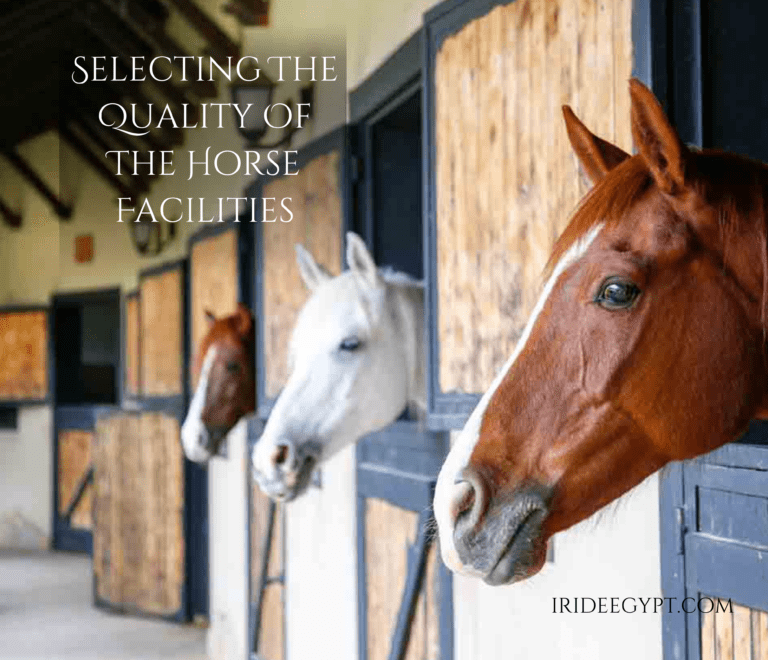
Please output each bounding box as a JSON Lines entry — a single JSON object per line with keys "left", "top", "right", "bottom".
{"left": 283, "top": 444, "right": 358, "bottom": 660}
{"left": 0, "top": 407, "right": 52, "bottom": 549}
{"left": 452, "top": 469, "right": 662, "bottom": 660}
{"left": 207, "top": 420, "right": 249, "bottom": 660}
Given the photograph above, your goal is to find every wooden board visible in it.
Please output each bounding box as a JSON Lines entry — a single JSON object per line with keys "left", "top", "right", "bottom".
{"left": 364, "top": 498, "right": 439, "bottom": 660}
{"left": 0, "top": 310, "right": 48, "bottom": 400}
{"left": 434, "top": 0, "right": 633, "bottom": 393}
{"left": 125, "top": 294, "right": 140, "bottom": 397}
{"left": 262, "top": 152, "right": 342, "bottom": 398}
{"left": 190, "top": 229, "right": 239, "bottom": 387}
{"left": 58, "top": 429, "right": 93, "bottom": 530}
{"left": 251, "top": 485, "right": 284, "bottom": 660}
{"left": 140, "top": 268, "right": 183, "bottom": 397}
{"left": 93, "top": 411, "right": 185, "bottom": 617}
{"left": 700, "top": 597, "right": 768, "bottom": 660}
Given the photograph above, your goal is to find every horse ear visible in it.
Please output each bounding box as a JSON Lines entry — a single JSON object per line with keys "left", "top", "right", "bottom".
{"left": 346, "top": 232, "right": 380, "bottom": 290}
{"left": 563, "top": 105, "right": 630, "bottom": 184}
{"left": 629, "top": 78, "right": 689, "bottom": 195}
{"left": 205, "top": 310, "right": 216, "bottom": 326}
{"left": 295, "top": 244, "right": 331, "bottom": 291}
{"left": 235, "top": 302, "right": 253, "bottom": 336}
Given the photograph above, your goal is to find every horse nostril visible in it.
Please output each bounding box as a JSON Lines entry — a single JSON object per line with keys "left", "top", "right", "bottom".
{"left": 453, "top": 466, "right": 490, "bottom": 533}
{"left": 273, "top": 443, "right": 290, "bottom": 467}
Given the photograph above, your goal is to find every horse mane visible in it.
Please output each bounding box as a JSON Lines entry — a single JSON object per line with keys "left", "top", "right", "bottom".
{"left": 547, "top": 149, "right": 768, "bottom": 328}
{"left": 379, "top": 266, "right": 424, "bottom": 288}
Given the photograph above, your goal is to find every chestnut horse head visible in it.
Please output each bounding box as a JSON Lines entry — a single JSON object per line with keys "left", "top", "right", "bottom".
{"left": 181, "top": 303, "right": 256, "bottom": 463}
{"left": 434, "top": 79, "right": 768, "bottom": 586}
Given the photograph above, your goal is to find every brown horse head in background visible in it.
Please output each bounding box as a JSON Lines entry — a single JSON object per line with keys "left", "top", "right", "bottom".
{"left": 182, "top": 303, "right": 255, "bottom": 463}
{"left": 434, "top": 79, "right": 768, "bottom": 586}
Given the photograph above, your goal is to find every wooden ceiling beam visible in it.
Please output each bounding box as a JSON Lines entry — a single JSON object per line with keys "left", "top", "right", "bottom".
{"left": 59, "top": 125, "right": 145, "bottom": 201}
{"left": 76, "top": 11, "right": 204, "bottom": 134}
{"left": 95, "top": 0, "right": 218, "bottom": 99}
{"left": 0, "top": 0, "right": 74, "bottom": 51}
{"left": 69, "top": 117, "right": 154, "bottom": 190}
{"left": 0, "top": 196, "right": 22, "bottom": 229}
{"left": 163, "top": 0, "right": 240, "bottom": 61}
{"left": 2, "top": 149, "right": 73, "bottom": 219}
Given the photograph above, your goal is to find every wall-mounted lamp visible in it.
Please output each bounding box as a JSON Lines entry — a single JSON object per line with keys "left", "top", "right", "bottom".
{"left": 129, "top": 199, "right": 176, "bottom": 256}
{"left": 230, "top": 75, "right": 314, "bottom": 150}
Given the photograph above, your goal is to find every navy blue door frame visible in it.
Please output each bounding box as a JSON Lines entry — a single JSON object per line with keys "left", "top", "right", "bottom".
{"left": 51, "top": 287, "right": 121, "bottom": 554}
{"left": 351, "top": 29, "right": 454, "bottom": 660}
{"left": 647, "top": 0, "right": 768, "bottom": 658}
{"left": 53, "top": 404, "right": 117, "bottom": 554}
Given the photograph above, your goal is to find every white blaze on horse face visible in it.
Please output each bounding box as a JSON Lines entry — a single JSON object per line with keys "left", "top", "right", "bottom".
{"left": 433, "top": 224, "right": 603, "bottom": 574}
{"left": 181, "top": 347, "right": 217, "bottom": 464}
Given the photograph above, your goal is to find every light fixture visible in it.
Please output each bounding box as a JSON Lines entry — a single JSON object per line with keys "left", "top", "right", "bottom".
{"left": 230, "top": 74, "right": 314, "bottom": 150}
{"left": 129, "top": 198, "right": 176, "bottom": 256}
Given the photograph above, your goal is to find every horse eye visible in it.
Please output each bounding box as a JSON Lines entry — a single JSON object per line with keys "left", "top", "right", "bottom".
{"left": 596, "top": 278, "right": 641, "bottom": 309}
{"left": 225, "top": 361, "right": 241, "bottom": 374}
{"left": 339, "top": 337, "right": 361, "bottom": 352}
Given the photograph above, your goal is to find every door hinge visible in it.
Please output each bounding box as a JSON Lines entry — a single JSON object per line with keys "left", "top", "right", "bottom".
{"left": 676, "top": 506, "right": 686, "bottom": 555}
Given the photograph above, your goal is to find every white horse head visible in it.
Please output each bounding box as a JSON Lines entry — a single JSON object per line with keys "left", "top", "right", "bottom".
{"left": 251, "top": 232, "right": 425, "bottom": 500}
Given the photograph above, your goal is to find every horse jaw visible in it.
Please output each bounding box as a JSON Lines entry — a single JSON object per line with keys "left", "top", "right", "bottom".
{"left": 181, "top": 347, "right": 217, "bottom": 464}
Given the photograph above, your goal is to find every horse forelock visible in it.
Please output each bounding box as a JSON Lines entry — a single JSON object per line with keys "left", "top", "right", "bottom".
{"left": 550, "top": 150, "right": 768, "bottom": 330}
{"left": 196, "top": 313, "right": 254, "bottom": 377}
{"left": 546, "top": 155, "right": 653, "bottom": 277}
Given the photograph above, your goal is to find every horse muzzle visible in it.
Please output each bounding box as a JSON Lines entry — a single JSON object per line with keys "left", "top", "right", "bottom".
{"left": 252, "top": 439, "right": 321, "bottom": 502}
{"left": 451, "top": 470, "right": 552, "bottom": 585}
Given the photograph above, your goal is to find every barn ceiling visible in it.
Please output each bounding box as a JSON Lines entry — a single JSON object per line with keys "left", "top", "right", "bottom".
{"left": 0, "top": 0, "right": 241, "bottom": 226}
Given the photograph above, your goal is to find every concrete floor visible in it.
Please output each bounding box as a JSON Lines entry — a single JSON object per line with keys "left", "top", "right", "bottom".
{"left": 0, "top": 550, "right": 208, "bottom": 660}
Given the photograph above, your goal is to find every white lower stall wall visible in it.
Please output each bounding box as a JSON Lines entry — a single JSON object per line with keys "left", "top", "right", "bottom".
{"left": 0, "top": 406, "right": 52, "bottom": 550}
{"left": 453, "top": 465, "right": 662, "bottom": 660}
{"left": 208, "top": 419, "right": 249, "bottom": 660}
{"left": 285, "top": 443, "right": 358, "bottom": 660}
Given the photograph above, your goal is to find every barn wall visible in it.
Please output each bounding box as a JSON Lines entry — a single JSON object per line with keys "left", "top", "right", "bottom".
{"left": 284, "top": 445, "right": 358, "bottom": 660}
{"left": 207, "top": 421, "right": 249, "bottom": 660}
{"left": 0, "top": 406, "right": 52, "bottom": 549}
{"left": 452, "top": 467, "right": 662, "bottom": 660}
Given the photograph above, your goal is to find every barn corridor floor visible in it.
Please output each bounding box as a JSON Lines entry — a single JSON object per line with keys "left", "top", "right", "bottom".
{"left": 0, "top": 550, "right": 208, "bottom": 660}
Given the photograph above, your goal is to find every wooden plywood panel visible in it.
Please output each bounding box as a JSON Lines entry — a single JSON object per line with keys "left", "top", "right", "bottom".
{"left": 365, "top": 499, "right": 439, "bottom": 660}
{"left": 434, "top": 0, "right": 633, "bottom": 393}
{"left": 190, "top": 230, "right": 239, "bottom": 387}
{"left": 251, "top": 485, "right": 284, "bottom": 660}
{"left": 125, "top": 295, "right": 140, "bottom": 397}
{"left": 140, "top": 268, "right": 183, "bottom": 396}
{"left": 700, "top": 597, "right": 768, "bottom": 660}
{"left": 58, "top": 429, "right": 93, "bottom": 530}
{"left": 93, "top": 412, "right": 184, "bottom": 617}
{"left": 262, "top": 152, "right": 342, "bottom": 398}
{"left": 0, "top": 310, "right": 48, "bottom": 400}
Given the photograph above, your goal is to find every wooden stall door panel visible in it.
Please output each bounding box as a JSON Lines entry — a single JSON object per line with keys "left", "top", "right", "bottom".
{"left": 58, "top": 429, "right": 93, "bottom": 530}
{"left": 93, "top": 412, "right": 184, "bottom": 617}
{"left": 190, "top": 230, "right": 239, "bottom": 386}
{"left": 0, "top": 310, "right": 48, "bottom": 399}
{"left": 434, "top": 0, "right": 633, "bottom": 394}
{"left": 140, "top": 269, "right": 183, "bottom": 397}
{"left": 262, "top": 151, "right": 342, "bottom": 398}
{"left": 701, "top": 598, "right": 768, "bottom": 660}
{"left": 365, "top": 498, "right": 440, "bottom": 660}
{"left": 125, "top": 295, "right": 140, "bottom": 397}
{"left": 251, "top": 485, "right": 284, "bottom": 660}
